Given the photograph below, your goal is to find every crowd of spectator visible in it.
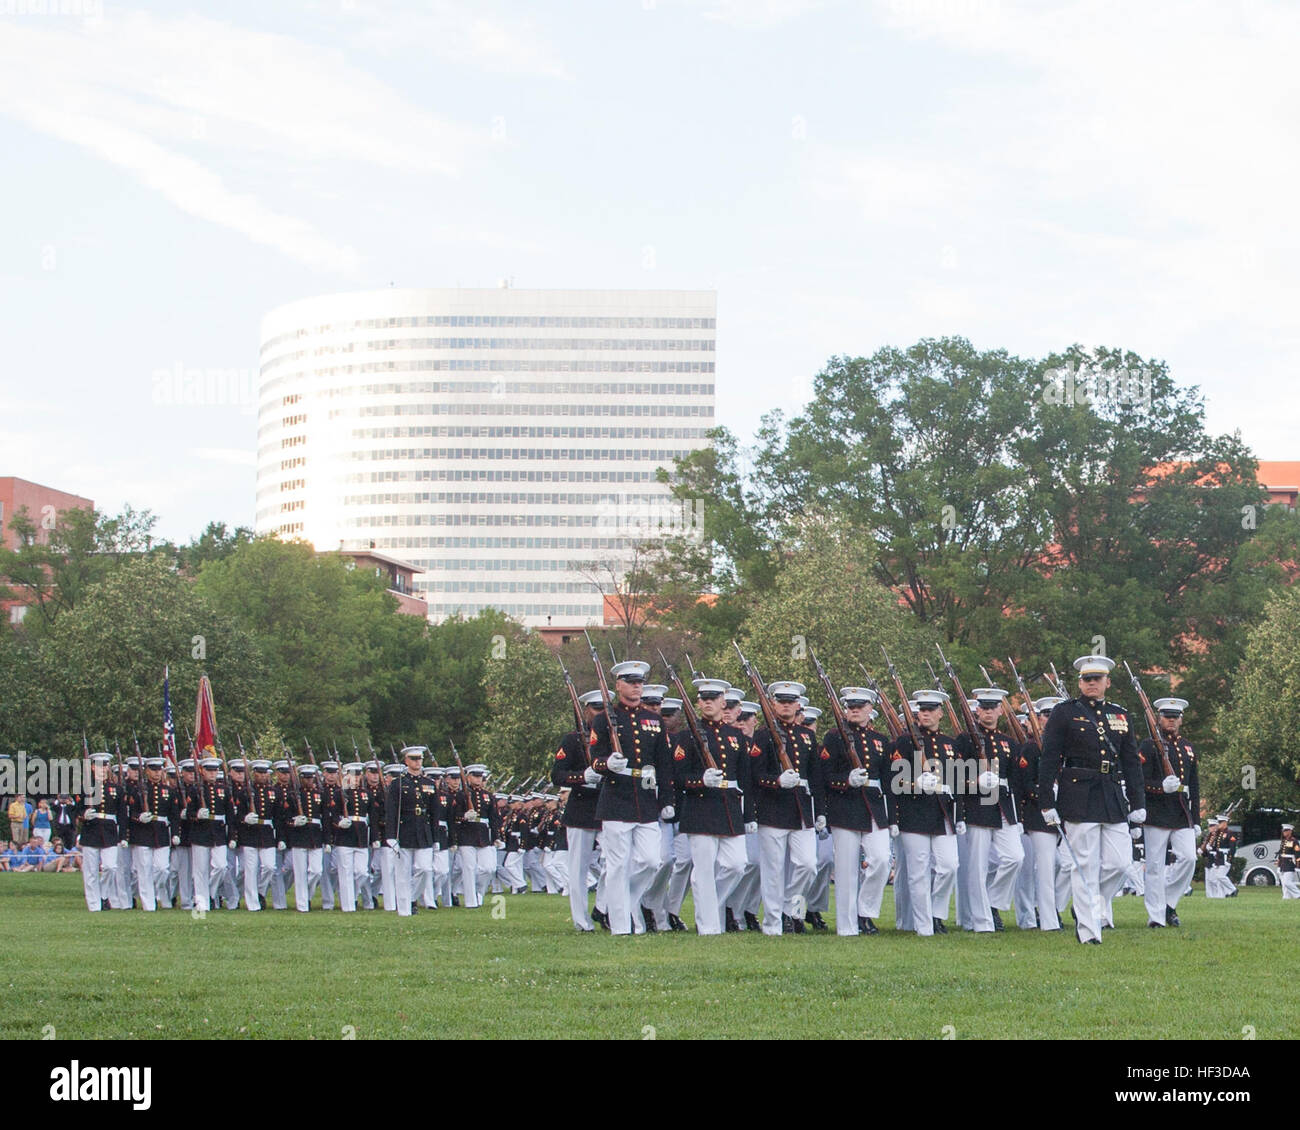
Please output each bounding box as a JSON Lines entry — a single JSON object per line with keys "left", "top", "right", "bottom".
{"left": 3, "top": 792, "right": 82, "bottom": 874}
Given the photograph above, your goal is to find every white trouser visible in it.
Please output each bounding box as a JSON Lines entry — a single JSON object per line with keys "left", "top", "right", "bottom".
{"left": 1281, "top": 871, "right": 1300, "bottom": 899}
{"left": 461, "top": 845, "right": 497, "bottom": 908}
{"left": 806, "top": 846, "right": 833, "bottom": 914}
{"left": 726, "top": 829, "right": 761, "bottom": 919}
{"left": 335, "top": 845, "right": 369, "bottom": 912}
{"left": 241, "top": 845, "right": 276, "bottom": 909}
{"left": 320, "top": 846, "right": 337, "bottom": 909}
{"left": 566, "top": 828, "right": 598, "bottom": 929}
{"left": 601, "top": 820, "right": 661, "bottom": 934}
{"left": 115, "top": 839, "right": 134, "bottom": 906}
{"left": 641, "top": 819, "right": 675, "bottom": 920}
{"left": 963, "top": 823, "right": 1025, "bottom": 931}
{"left": 393, "top": 845, "right": 433, "bottom": 916}
{"left": 291, "top": 847, "right": 322, "bottom": 912}
{"left": 81, "top": 844, "right": 121, "bottom": 910}
{"left": 1063, "top": 821, "right": 1130, "bottom": 941}
{"left": 131, "top": 845, "right": 170, "bottom": 911}
{"left": 831, "top": 826, "right": 891, "bottom": 934}
{"left": 1205, "top": 863, "right": 1231, "bottom": 897}
{"left": 269, "top": 847, "right": 288, "bottom": 909}
{"left": 687, "top": 834, "right": 747, "bottom": 934}
{"left": 379, "top": 844, "right": 397, "bottom": 910}
{"left": 666, "top": 829, "right": 693, "bottom": 915}
{"left": 545, "top": 849, "right": 568, "bottom": 894}
{"left": 191, "top": 843, "right": 228, "bottom": 912}
{"left": 898, "top": 832, "right": 958, "bottom": 936}
{"left": 523, "top": 848, "right": 548, "bottom": 892}
{"left": 418, "top": 847, "right": 439, "bottom": 908}
{"left": 1021, "top": 830, "right": 1063, "bottom": 930}
{"left": 1124, "top": 860, "right": 1146, "bottom": 895}
{"left": 757, "top": 825, "right": 817, "bottom": 935}
{"left": 593, "top": 834, "right": 608, "bottom": 913}
{"left": 498, "top": 850, "right": 525, "bottom": 893}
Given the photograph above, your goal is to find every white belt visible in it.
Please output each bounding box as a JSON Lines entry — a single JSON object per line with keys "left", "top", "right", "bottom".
{"left": 307, "top": 818, "right": 321, "bottom": 827}
{"left": 152, "top": 816, "right": 169, "bottom": 826}
{"left": 867, "top": 778, "right": 881, "bottom": 790}
{"left": 89, "top": 814, "right": 117, "bottom": 823}
{"left": 998, "top": 778, "right": 1009, "bottom": 788}
{"left": 611, "top": 766, "right": 648, "bottom": 778}
{"left": 197, "top": 814, "right": 226, "bottom": 823}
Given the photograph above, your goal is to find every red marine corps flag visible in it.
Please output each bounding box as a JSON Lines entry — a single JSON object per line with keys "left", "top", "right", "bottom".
{"left": 193, "top": 673, "right": 219, "bottom": 756}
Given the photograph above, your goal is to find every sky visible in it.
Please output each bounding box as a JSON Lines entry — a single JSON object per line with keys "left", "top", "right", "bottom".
{"left": 2, "top": 0, "right": 1297, "bottom": 544}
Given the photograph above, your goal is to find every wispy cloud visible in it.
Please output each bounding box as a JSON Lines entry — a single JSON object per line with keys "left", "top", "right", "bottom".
{"left": 0, "top": 10, "right": 474, "bottom": 270}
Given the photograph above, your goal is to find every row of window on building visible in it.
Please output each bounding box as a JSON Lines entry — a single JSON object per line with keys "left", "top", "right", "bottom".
{"left": 338, "top": 490, "right": 668, "bottom": 507}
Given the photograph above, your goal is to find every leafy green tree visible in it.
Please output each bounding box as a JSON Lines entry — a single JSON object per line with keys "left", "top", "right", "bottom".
{"left": 32, "top": 555, "right": 279, "bottom": 755}
{"left": 1207, "top": 586, "right": 1300, "bottom": 813}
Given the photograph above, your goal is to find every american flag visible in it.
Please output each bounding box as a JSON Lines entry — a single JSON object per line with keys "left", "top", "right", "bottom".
{"left": 162, "top": 665, "right": 177, "bottom": 765}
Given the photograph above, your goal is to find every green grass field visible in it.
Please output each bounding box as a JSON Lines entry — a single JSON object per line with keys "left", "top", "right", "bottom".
{"left": 2, "top": 875, "right": 1295, "bottom": 1040}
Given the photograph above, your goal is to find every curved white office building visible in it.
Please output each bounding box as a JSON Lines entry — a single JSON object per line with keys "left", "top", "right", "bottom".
{"left": 255, "top": 288, "right": 716, "bottom": 627}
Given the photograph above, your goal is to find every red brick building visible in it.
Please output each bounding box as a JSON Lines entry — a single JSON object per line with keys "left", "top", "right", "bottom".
{"left": 0, "top": 477, "right": 94, "bottom": 624}
{"left": 322, "top": 549, "right": 427, "bottom": 618}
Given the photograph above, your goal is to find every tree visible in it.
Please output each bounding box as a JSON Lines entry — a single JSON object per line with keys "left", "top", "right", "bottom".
{"left": 175, "top": 521, "right": 254, "bottom": 575}
{"left": 715, "top": 521, "right": 933, "bottom": 717}
{"left": 31, "top": 555, "right": 280, "bottom": 755}
{"left": 0, "top": 504, "right": 160, "bottom": 630}
{"left": 1207, "top": 586, "right": 1300, "bottom": 813}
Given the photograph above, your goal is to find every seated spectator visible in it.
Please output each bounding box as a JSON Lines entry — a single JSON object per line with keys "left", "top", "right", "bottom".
{"left": 0, "top": 839, "right": 16, "bottom": 871}
{"left": 15, "top": 836, "right": 50, "bottom": 873}
{"left": 47, "top": 838, "right": 78, "bottom": 873}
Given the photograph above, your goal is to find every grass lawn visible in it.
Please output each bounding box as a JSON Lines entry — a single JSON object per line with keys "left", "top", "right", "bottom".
{"left": 2, "top": 874, "right": 1295, "bottom": 1040}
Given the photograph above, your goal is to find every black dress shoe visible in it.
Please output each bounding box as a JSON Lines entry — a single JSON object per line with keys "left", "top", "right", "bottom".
{"left": 932, "top": 917, "right": 948, "bottom": 935}
{"left": 743, "top": 911, "right": 761, "bottom": 932}
{"left": 1035, "top": 910, "right": 1041, "bottom": 929}
{"left": 1166, "top": 906, "right": 1180, "bottom": 927}
{"left": 1085, "top": 937, "right": 1101, "bottom": 944}
{"left": 807, "top": 911, "right": 828, "bottom": 932}
{"left": 724, "top": 908, "right": 740, "bottom": 933}
{"left": 667, "top": 912, "right": 687, "bottom": 932}
{"left": 451, "top": 894, "right": 460, "bottom": 907}
{"left": 1101, "top": 922, "right": 1114, "bottom": 930}
{"left": 1148, "top": 921, "right": 1164, "bottom": 928}
{"left": 861, "top": 917, "right": 879, "bottom": 935}
{"left": 791, "top": 917, "right": 806, "bottom": 934}
{"left": 592, "top": 906, "right": 611, "bottom": 932}
{"left": 782, "top": 913, "right": 794, "bottom": 934}
{"left": 641, "top": 906, "right": 657, "bottom": 933}
{"left": 992, "top": 909, "right": 1005, "bottom": 932}
{"left": 1070, "top": 905, "right": 1078, "bottom": 922}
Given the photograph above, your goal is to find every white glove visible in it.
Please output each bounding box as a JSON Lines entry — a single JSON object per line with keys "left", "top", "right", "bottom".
{"left": 196, "top": 807, "right": 211, "bottom": 821}
{"left": 494, "top": 840, "right": 505, "bottom": 850}
{"left": 640, "top": 766, "right": 657, "bottom": 790}
{"left": 1129, "top": 808, "right": 1146, "bottom": 824}
{"left": 1130, "top": 825, "right": 1143, "bottom": 841}
{"left": 385, "top": 838, "right": 397, "bottom": 849}
{"left": 744, "top": 821, "right": 757, "bottom": 834}
{"left": 978, "top": 771, "right": 999, "bottom": 791}
{"left": 956, "top": 820, "right": 968, "bottom": 835}
{"left": 1162, "top": 775, "right": 1181, "bottom": 794}
{"left": 138, "top": 811, "right": 155, "bottom": 824}
{"left": 660, "top": 806, "right": 675, "bottom": 821}
{"left": 291, "top": 814, "right": 307, "bottom": 827}
{"left": 228, "top": 839, "right": 237, "bottom": 850}
{"left": 370, "top": 841, "right": 380, "bottom": 850}
{"left": 277, "top": 840, "right": 287, "bottom": 851}
{"left": 607, "top": 752, "right": 628, "bottom": 772}
{"left": 171, "top": 836, "right": 181, "bottom": 846}
{"left": 83, "top": 808, "right": 99, "bottom": 820}
{"left": 1041, "top": 808, "right": 1061, "bottom": 826}
{"left": 243, "top": 812, "right": 260, "bottom": 826}
{"left": 918, "top": 771, "right": 940, "bottom": 795}
{"left": 582, "top": 767, "right": 602, "bottom": 787}
{"left": 889, "top": 824, "right": 900, "bottom": 839}
{"left": 462, "top": 811, "right": 479, "bottom": 822}
{"left": 847, "top": 768, "right": 869, "bottom": 788}
{"left": 703, "top": 768, "right": 725, "bottom": 788}
{"left": 778, "top": 769, "right": 800, "bottom": 789}
{"left": 337, "top": 817, "right": 353, "bottom": 830}
{"left": 814, "top": 815, "right": 827, "bottom": 833}
{"left": 324, "top": 844, "right": 332, "bottom": 854}
{"left": 1193, "top": 824, "right": 1201, "bottom": 838}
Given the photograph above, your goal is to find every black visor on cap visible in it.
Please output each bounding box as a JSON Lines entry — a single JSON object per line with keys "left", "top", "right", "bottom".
{"left": 773, "top": 694, "right": 799, "bottom": 703}
{"left": 698, "top": 691, "right": 723, "bottom": 701}
{"left": 619, "top": 674, "right": 645, "bottom": 684}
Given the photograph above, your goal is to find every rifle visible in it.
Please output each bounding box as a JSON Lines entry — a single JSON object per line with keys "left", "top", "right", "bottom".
{"left": 450, "top": 739, "right": 476, "bottom": 818}
{"left": 235, "top": 733, "right": 255, "bottom": 799}
{"left": 130, "top": 728, "right": 151, "bottom": 816}
{"left": 732, "top": 641, "right": 795, "bottom": 774}
{"left": 811, "top": 648, "right": 875, "bottom": 822}
{"left": 302, "top": 736, "right": 317, "bottom": 768}
{"left": 685, "top": 652, "right": 703, "bottom": 681}
{"left": 1008, "top": 657, "right": 1044, "bottom": 746}
{"left": 857, "top": 663, "right": 904, "bottom": 741}
{"left": 583, "top": 629, "right": 623, "bottom": 760}
{"left": 1123, "top": 660, "right": 1193, "bottom": 826}
{"left": 925, "top": 659, "right": 964, "bottom": 734}
{"left": 884, "top": 647, "right": 955, "bottom": 833}
{"left": 556, "top": 651, "right": 590, "bottom": 745}
{"left": 657, "top": 649, "right": 718, "bottom": 773}
{"left": 284, "top": 744, "right": 304, "bottom": 817}
{"left": 184, "top": 725, "right": 196, "bottom": 756}
{"left": 1046, "top": 662, "right": 1070, "bottom": 699}
{"left": 608, "top": 643, "right": 619, "bottom": 667}
{"left": 980, "top": 664, "right": 1026, "bottom": 744}
{"left": 935, "top": 644, "right": 986, "bottom": 772}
